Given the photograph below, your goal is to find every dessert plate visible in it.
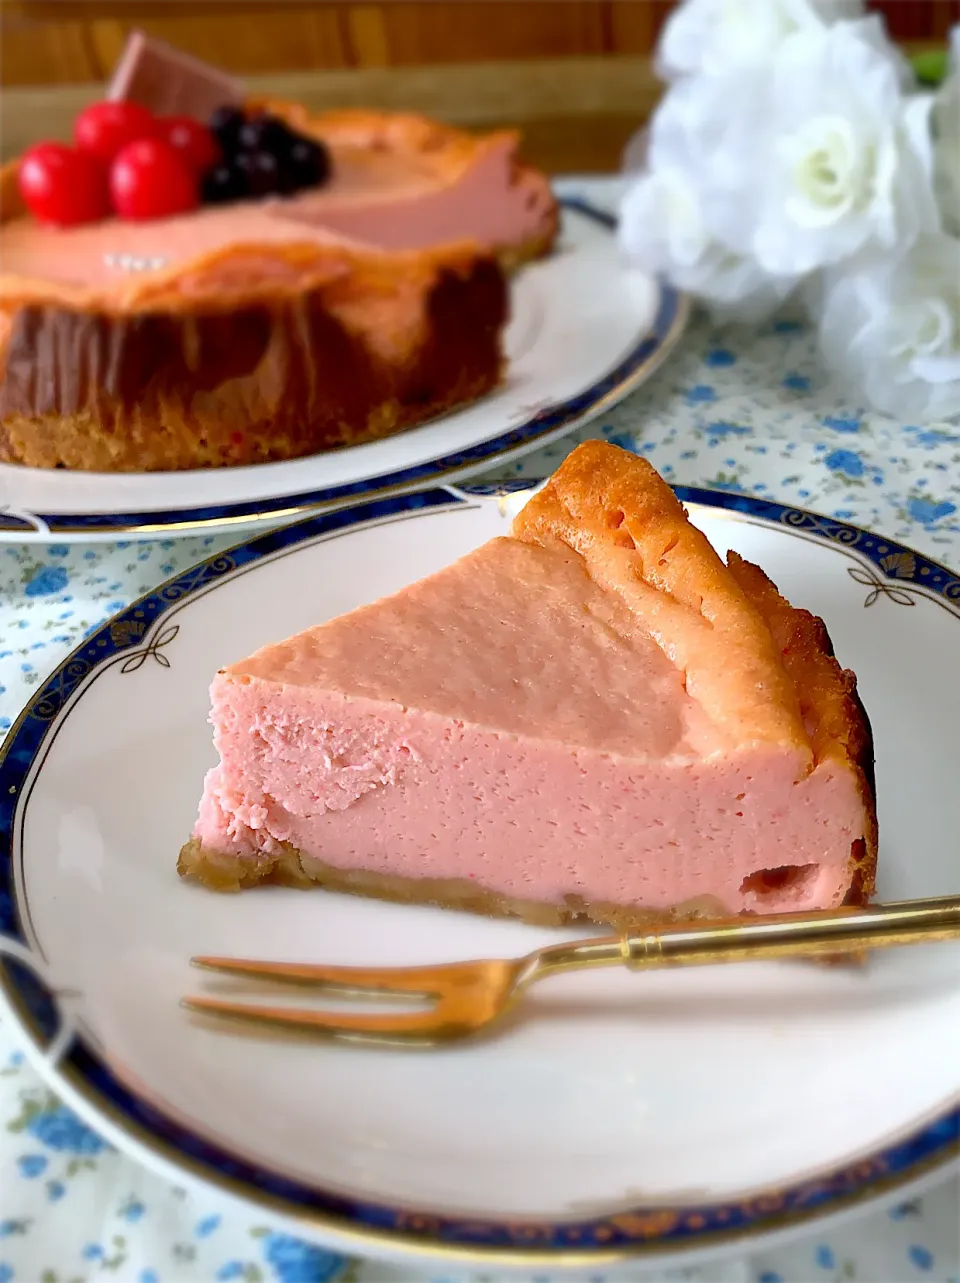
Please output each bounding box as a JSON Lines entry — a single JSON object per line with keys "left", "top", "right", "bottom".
{"left": 0, "top": 200, "right": 687, "bottom": 543}
{"left": 1, "top": 484, "right": 958, "bottom": 1270}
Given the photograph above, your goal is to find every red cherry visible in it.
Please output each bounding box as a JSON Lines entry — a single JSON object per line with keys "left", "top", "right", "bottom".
{"left": 18, "top": 142, "right": 110, "bottom": 227}
{"left": 110, "top": 139, "right": 199, "bottom": 221}
{"left": 75, "top": 100, "right": 157, "bottom": 165}
{"left": 157, "top": 116, "right": 220, "bottom": 174}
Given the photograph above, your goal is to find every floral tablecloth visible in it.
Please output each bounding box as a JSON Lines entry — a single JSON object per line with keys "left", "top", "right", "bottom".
{"left": 2, "top": 182, "right": 959, "bottom": 1283}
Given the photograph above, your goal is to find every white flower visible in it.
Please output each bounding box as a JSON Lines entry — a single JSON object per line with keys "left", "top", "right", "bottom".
{"left": 620, "top": 72, "right": 793, "bottom": 321}
{"left": 819, "top": 234, "right": 960, "bottom": 422}
{"left": 646, "top": 69, "right": 760, "bottom": 174}
{"left": 619, "top": 166, "right": 792, "bottom": 323}
{"left": 649, "top": 63, "right": 776, "bottom": 245}
{"left": 745, "top": 17, "right": 939, "bottom": 276}
{"left": 657, "top": 0, "right": 863, "bottom": 81}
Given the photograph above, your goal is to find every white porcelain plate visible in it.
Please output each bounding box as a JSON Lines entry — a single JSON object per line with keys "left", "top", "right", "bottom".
{"left": 1, "top": 484, "right": 958, "bottom": 1270}
{"left": 0, "top": 202, "right": 688, "bottom": 543}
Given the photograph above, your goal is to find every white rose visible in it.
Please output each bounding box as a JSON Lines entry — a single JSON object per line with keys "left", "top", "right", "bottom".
{"left": 657, "top": 0, "right": 864, "bottom": 81}
{"left": 619, "top": 166, "right": 792, "bottom": 323}
{"left": 819, "top": 233, "right": 960, "bottom": 422}
{"left": 620, "top": 74, "right": 792, "bottom": 321}
{"left": 642, "top": 70, "right": 775, "bottom": 237}
{"left": 749, "top": 17, "right": 939, "bottom": 276}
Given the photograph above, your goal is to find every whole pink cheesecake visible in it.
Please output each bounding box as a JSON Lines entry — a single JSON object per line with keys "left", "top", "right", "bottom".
{"left": 180, "top": 444, "right": 878, "bottom": 927}
{"left": 0, "top": 35, "right": 557, "bottom": 473}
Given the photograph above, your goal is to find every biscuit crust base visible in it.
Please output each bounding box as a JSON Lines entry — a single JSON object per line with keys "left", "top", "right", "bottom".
{"left": 177, "top": 835, "right": 741, "bottom": 930}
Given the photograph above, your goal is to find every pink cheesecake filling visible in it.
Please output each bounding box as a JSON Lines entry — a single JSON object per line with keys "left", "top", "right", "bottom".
{"left": 1, "top": 138, "right": 552, "bottom": 288}
{"left": 0, "top": 198, "right": 363, "bottom": 287}
{"left": 195, "top": 690, "right": 862, "bottom": 914}
{"left": 283, "top": 137, "right": 555, "bottom": 253}
{"left": 192, "top": 538, "right": 866, "bottom": 916}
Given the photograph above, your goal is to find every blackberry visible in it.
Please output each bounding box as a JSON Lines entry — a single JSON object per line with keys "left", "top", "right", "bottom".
{"left": 282, "top": 137, "right": 332, "bottom": 192}
{"left": 208, "top": 105, "right": 245, "bottom": 155}
{"left": 235, "top": 150, "right": 281, "bottom": 198}
{"left": 201, "top": 162, "right": 248, "bottom": 205}
{"left": 237, "top": 113, "right": 294, "bottom": 156}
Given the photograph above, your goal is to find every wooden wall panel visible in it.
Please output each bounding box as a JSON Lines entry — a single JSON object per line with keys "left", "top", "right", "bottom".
{"left": 606, "top": 2, "right": 673, "bottom": 56}
{"left": 1, "top": 15, "right": 97, "bottom": 84}
{"left": 0, "top": 0, "right": 955, "bottom": 89}
{"left": 1, "top": 1, "right": 618, "bottom": 86}
{"left": 879, "top": 0, "right": 958, "bottom": 39}
{"left": 343, "top": 6, "right": 391, "bottom": 67}
{"left": 366, "top": 2, "right": 606, "bottom": 65}
{"left": 85, "top": 9, "right": 349, "bottom": 77}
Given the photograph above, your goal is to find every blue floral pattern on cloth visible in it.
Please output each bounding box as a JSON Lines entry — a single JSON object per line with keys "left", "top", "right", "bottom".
{"left": 1, "top": 178, "right": 958, "bottom": 1283}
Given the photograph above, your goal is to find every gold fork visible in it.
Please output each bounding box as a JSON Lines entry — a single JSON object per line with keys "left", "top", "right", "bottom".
{"left": 183, "top": 894, "right": 960, "bottom": 1047}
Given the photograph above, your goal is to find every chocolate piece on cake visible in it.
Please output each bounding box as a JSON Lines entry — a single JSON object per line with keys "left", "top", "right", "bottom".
{"left": 107, "top": 30, "right": 244, "bottom": 119}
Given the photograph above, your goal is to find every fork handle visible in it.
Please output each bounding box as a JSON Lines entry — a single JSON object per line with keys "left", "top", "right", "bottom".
{"left": 535, "top": 895, "right": 960, "bottom": 976}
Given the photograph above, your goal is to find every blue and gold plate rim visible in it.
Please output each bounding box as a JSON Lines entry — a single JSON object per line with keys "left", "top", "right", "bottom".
{"left": 0, "top": 484, "right": 958, "bottom": 1265}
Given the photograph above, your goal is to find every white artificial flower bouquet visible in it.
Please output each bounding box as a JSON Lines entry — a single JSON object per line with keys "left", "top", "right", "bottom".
{"left": 619, "top": 0, "right": 960, "bottom": 423}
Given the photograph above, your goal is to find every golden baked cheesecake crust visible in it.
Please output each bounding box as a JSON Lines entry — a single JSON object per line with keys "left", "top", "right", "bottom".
{"left": 725, "top": 550, "right": 877, "bottom": 906}
{"left": 0, "top": 235, "right": 507, "bottom": 472}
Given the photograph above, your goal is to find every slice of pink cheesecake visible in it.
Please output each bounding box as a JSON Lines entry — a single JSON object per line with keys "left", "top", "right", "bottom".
{"left": 179, "top": 443, "right": 877, "bottom": 926}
